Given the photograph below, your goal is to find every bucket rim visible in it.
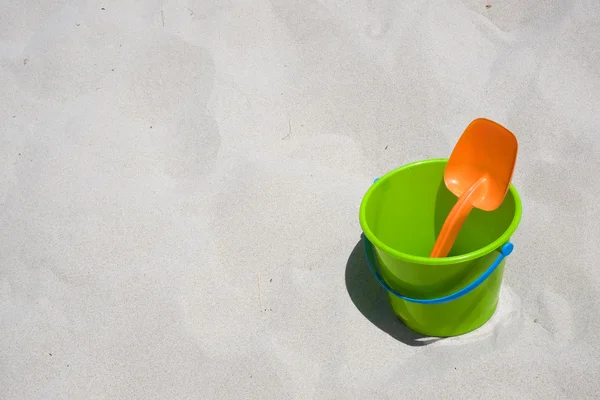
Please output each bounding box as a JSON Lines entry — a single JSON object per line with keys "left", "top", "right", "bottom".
{"left": 359, "top": 158, "right": 522, "bottom": 265}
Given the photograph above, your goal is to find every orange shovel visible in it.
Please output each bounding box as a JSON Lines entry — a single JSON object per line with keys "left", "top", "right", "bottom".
{"left": 430, "top": 118, "right": 518, "bottom": 258}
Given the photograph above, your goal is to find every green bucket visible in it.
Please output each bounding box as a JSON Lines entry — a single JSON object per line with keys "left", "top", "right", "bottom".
{"left": 359, "top": 158, "right": 522, "bottom": 337}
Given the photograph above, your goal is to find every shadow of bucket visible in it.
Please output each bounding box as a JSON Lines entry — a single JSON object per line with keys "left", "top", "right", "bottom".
{"left": 359, "top": 159, "right": 522, "bottom": 337}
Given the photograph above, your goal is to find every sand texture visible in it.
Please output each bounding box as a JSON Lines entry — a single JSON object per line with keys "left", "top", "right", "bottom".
{"left": 1, "top": 1, "right": 600, "bottom": 399}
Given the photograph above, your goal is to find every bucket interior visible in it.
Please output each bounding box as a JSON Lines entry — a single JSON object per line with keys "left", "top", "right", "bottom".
{"left": 362, "top": 160, "right": 518, "bottom": 258}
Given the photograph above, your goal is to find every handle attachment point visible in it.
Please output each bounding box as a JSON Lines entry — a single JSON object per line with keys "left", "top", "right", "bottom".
{"left": 501, "top": 242, "right": 514, "bottom": 256}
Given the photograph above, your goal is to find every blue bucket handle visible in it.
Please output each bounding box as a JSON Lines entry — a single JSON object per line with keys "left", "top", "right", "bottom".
{"left": 363, "top": 235, "right": 513, "bottom": 305}
{"left": 363, "top": 178, "right": 514, "bottom": 305}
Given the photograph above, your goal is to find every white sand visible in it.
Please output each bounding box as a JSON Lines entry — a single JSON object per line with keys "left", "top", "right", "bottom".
{"left": 1, "top": 0, "right": 600, "bottom": 398}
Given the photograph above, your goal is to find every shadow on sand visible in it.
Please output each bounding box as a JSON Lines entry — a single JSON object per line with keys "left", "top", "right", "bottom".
{"left": 345, "top": 237, "right": 442, "bottom": 346}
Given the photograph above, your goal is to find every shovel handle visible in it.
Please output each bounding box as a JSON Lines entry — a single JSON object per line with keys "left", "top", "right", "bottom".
{"left": 430, "top": 178, "right": 486, "bottom": 258}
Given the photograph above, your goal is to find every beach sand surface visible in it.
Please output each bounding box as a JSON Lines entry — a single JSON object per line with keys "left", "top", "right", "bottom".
{"left": 1, "top": 1, "right": 600, "bottom": 398}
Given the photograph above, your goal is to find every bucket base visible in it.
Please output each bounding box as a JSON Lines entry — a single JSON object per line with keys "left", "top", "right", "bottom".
{"left": 392, "top": 297, "right": 500, "bottom": 337}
